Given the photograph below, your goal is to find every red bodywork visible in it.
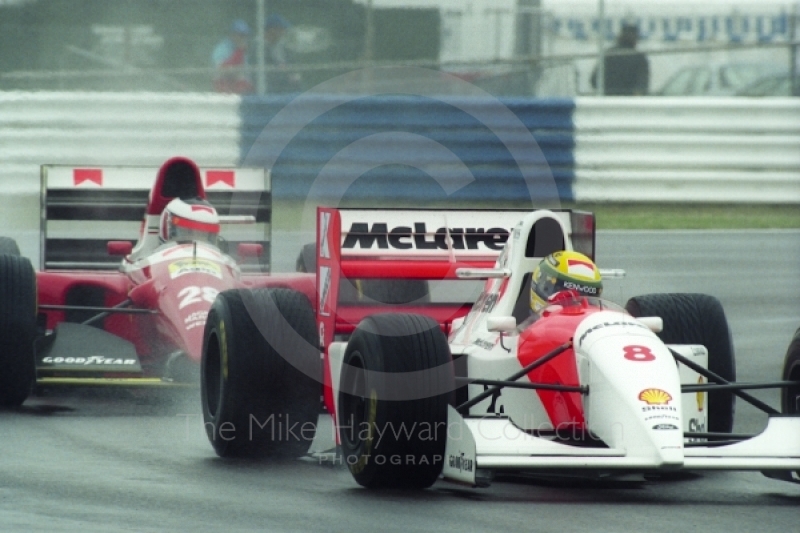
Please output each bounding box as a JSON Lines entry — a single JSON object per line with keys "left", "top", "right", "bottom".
{"left": 37, "top": 262, "right": 314, "bottom": 370}
{"left": 316, "top": 207, "right": 497, "bottom": 418}
{"left": 518, "top": 301, "right": 604, "bottom": 432}
{"left": 314, "top": 206, "right": 600, "bottom": 433}
{"left": 36, "top": 156, "right": 316, "bottom": 376}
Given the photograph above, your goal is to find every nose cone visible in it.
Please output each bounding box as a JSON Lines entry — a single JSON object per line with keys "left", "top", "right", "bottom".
{"left": 163, "top": 350, "right": 201, "bottom": 383}
{"left": 576, "top": 311, "right": 685, "bottom": 468}
{"left": 157, "top": 272, "right": 225, "bottom": 364}
{"left": 145, "top": 242, "right": 236, "bottom": 368}
{"left": 181, "top": 311, "right": 208, "bottom": 363}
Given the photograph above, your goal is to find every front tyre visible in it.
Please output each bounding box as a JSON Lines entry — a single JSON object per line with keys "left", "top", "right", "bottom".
{"left": 338, "top": 313, "right": 454, "bottom": 489}
{"left": 780, "top": 327, "right": 800, "bottom": 480}
{"left": 201, "top": 288, "right": 320, "bottom": 458}
{"left": 0, "top": 254, "right": 37, "bottom": 407}
{"left": 625, "top": 293, "right": 736, "bottom": 433}
{"left": 781, "top": 328, "right": 800, "bottom": 414}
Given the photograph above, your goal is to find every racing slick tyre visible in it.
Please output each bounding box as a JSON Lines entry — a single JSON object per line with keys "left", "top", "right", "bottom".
{"left": 296, "top": 242, "right": 430, "bottom": 305}
{"left": 625, "top": 293, "right": 736, "bottom": 433}
{"left": 0, "top": 237, "right": 20, "bottom": 256}
{"left": 780, "top": 327, "right": 800, "bottom": 480}
{"left": 338, "top": 313, "right": 454, "bottom": 489}
{"left": 781, "top": 327, "right": 800, "bottom": 415}
{"left": 201, "top": 288, "right": 320, "bottom": 458}
{"left": 0, "top": 254, "right": 37, "bottom": 407}
{"left": 296, "top": 242, "right": 317, "bottom": 274}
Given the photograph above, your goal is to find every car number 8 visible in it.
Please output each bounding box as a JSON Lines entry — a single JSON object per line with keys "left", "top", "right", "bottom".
{"left": 623, "top": 345, "right": 655, "bottom": 361}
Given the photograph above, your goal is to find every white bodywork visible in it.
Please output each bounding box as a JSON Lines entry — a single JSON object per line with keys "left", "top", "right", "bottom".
{"left": 440, "top": 211, "right": 800, "bottom": 484}
{"left": 325, "top": 209, "right": 800, "bottom": 485}
{"left": 443, "top": 306, "right": 800, "bottom": 485}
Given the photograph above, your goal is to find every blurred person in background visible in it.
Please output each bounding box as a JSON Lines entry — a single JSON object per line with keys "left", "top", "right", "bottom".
{"left": 264, "top": 13, "right": 301, "bottom": 93}
{"left": 591, "top": 22, "right": 649, "bottom": 96}
{"left": 212, "top": 19, "right": 254, "bottom": 94}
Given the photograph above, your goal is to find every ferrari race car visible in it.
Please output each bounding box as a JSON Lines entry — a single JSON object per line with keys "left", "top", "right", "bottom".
{"left": 0, "top": 157, "right": 316, "bottom": 407}
{"left": 199, "top": 207, "right": 800, "bottom": 489}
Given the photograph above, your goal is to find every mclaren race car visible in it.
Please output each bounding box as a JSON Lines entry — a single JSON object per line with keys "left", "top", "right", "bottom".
{"left": 198, "top": 207, "right": 800, "bottom": 489}
{"left": 0, "top": 157, "right": 315, "bottom": 407}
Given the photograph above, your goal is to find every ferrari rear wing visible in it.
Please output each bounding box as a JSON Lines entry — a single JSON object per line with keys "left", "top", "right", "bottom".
{"left": 40, "top": 165, "right": 271, "bottom": 271}
{"left": 315, "top": 207, "right": 595, "bottom": 347}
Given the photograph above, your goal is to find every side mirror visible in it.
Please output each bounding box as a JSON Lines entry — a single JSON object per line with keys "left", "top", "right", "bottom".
{"left": 108, "top": 241, "right": 133, "bottom": 257}
{"left": 487, "top": 316, "right": 516, "bottom": 333}
{"left": 237, "top": 243, "right": 263, "bottom": 258}
{"left": 637, "top": 316, "right": 663, "bottom": 333}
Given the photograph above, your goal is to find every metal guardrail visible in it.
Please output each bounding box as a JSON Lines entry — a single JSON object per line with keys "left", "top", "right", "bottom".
{"left": 571, "top": 97, "right": 800, "bottom": 204}
{"left": 1, "top": 91, "right": 797, "bottom": 207}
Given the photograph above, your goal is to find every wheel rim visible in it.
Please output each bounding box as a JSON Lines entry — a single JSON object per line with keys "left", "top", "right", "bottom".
{"left": 204, "top": 331, "right": 222, "bottom": 418}
{"left": 340, "top": 352, "right": 367, "bottom": 452}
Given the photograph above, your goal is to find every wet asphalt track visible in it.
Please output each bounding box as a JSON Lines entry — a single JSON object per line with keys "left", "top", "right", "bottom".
{"left": 1, "top": 230, "right": 799, "bottom": 533}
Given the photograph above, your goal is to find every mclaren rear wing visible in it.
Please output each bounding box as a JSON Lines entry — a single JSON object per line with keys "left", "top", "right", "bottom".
{"left": 40, "top": 165, "right": 271, "bottom": 271}
{"left": 315, "top": 207, "right": 595, "bottom": 348}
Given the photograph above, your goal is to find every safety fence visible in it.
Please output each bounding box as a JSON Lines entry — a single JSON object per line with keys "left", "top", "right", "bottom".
{"left": 239, "top": 94, "right": 575, "bottom": 203}
{"left": 0, "top": 92, "right": 241, "bottom": 195}
{"left": 1, "top": 91, "right": 798, "bottom": 207}
{"left": 572, "top": 97, "right": 800, "bottom": 203}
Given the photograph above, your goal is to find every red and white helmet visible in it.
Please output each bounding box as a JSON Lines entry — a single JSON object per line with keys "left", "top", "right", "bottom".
{"left": 159, "top": 198, "right": 220, "bottom": 245}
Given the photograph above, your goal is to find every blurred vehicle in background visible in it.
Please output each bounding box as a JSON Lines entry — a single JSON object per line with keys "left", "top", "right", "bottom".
{"left": 736, "top": 73, "right": 796, "bottom": 97}
{"left": 655, "top": 63, "right": 785, "bottom": 96}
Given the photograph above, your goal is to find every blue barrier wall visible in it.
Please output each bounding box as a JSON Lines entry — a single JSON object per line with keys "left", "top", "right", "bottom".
{"left": 239, "top": 95, "right": 576, "bottom": 204}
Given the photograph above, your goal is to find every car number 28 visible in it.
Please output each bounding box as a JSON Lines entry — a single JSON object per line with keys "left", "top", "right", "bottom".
{"left": 178, "top": 286, "right": 219, "bottom": 309}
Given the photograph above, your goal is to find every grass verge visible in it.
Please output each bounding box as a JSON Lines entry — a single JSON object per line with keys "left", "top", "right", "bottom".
{"left": 574, "top": 203, "right": 800, "bottom": 230}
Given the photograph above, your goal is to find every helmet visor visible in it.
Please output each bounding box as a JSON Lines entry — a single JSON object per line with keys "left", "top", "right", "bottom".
{"left": 534, "top": 273, "right": 601, "bottom": 301}
{"left": 169, "top": 214, "right": 220, "bottom": 245}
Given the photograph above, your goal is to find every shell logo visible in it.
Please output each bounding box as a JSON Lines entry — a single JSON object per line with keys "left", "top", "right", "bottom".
{"left": 638, "top": 388, "right": 673, "bottom": 405}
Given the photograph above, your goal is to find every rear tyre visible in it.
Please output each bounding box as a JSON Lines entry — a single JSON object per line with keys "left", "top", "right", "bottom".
{"left": 201, "top": 288, "right": 320, "bottom": 458}
{"left": 0, "top": 254, "right": 37, "bottom": 407}
{"left": 295, "top": 242, "right": 430, "bottom": 304}
{"left": 296, "top": 242, "right": 316, "bottom": 273}
{"left": 625, "top": 293, "right": 736, "bottom": 433}
{"left": 0, "top": 237, "right": 20, "bottom": 256}
{"left": 338, "top": 313, "right": 453, "bottom": 489}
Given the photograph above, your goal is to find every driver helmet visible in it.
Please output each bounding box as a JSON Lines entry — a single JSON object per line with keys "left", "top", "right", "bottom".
{"left": 530, "top": 250, "right": 602, "bottom": 313}
{"left": 159, "top": 197, "right": 220, "bottom": 245}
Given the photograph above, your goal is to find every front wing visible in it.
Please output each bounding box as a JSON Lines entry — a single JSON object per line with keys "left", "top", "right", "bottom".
{"left": 443, "top": 407, "right": 800, "bottom": 485}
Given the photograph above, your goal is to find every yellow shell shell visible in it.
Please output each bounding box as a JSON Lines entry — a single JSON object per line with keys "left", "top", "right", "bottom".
{"left": 638, "top": 388, "right": 673, "bottom": 405}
